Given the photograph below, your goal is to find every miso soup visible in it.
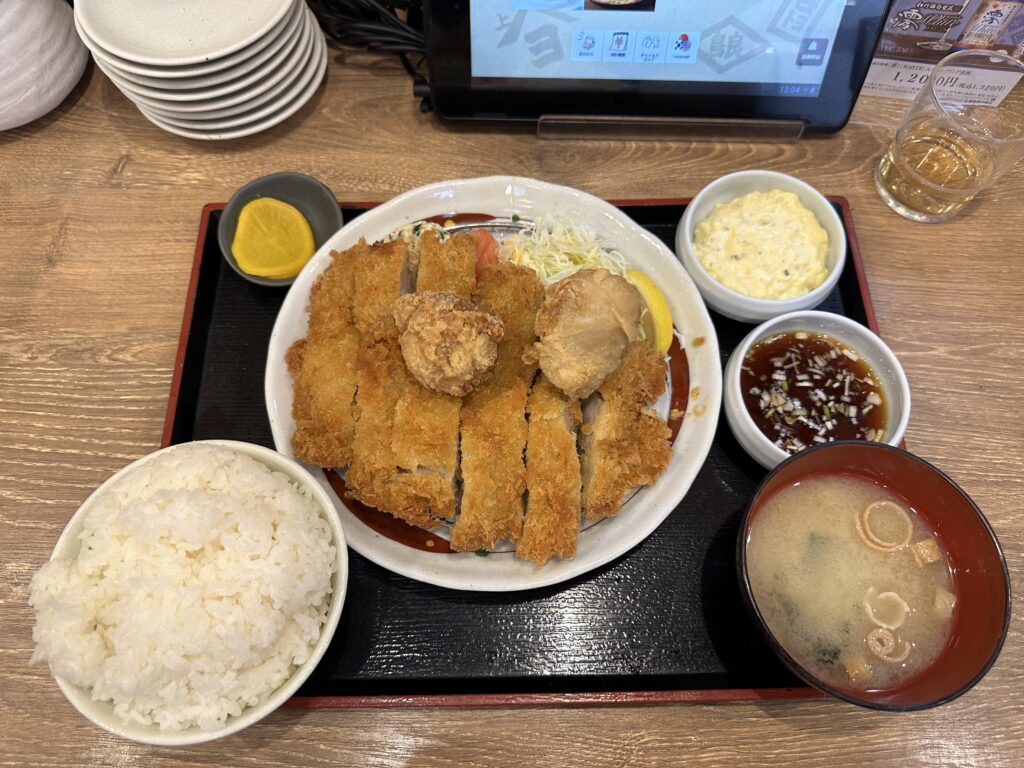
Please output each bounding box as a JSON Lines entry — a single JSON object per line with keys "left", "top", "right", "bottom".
{"left": 745, "top": 474, "right": 955, "bottom": 691}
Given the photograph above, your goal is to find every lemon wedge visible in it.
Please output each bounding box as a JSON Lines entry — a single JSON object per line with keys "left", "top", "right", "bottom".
{"left": 231, "top": 197, "right": 315, "bottom": 279}
{"left": 627, "top": 269, "right": 673, "bottom": 355}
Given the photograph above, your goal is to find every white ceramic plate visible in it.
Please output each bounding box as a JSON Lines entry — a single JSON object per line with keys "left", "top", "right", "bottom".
{"left": 265, "top": 177, "right": 722, "bottom": 592}
{"left": 73, "top": 5, "right": 293, "bottom": 79}
{"left": 136, "top": 34, "right": 325, "bottom": 140}
{"left": 101, "top": 0, "right": 304, "bottom": 91}
{"left": 143, "top": 32, "right": 324, "bottom": 131}
{"left": 96, "top": 8, "right": 313, "bottom": 104}
{"left": 76, "top": 0, "right": 293, "bottom": 67}
{"left": 43, "top": 440, "right": 348, "bottom": 746}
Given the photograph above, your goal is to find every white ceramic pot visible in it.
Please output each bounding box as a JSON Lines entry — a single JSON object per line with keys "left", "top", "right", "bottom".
{"left": 0, "top": 0, "right": 89, "bottom": 131}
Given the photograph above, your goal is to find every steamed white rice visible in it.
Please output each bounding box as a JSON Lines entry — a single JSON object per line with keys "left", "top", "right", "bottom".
{"left": 29, "top": 444, "right": 336, "bottom": 732}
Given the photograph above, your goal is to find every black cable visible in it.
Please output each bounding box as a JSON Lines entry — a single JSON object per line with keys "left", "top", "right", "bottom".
{"left": 309, "top": 0, "right": 431, "bottom": 110}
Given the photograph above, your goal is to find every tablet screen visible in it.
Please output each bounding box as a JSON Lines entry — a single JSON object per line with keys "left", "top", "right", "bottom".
{"left": 470, "top": 1, "right": 847, "bottom": 98}
{"left": 425, "top": 0, "right": 892, "bottom": 132}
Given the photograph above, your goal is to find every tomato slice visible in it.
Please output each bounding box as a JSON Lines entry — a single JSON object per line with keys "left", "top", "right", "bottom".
{"left": 472, "top": 228, "right": 500, "bottom": 279}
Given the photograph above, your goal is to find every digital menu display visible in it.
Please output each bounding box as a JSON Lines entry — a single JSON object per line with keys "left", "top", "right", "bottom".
{"left": 470, "top": 0, "right": 848, "bottom": 97}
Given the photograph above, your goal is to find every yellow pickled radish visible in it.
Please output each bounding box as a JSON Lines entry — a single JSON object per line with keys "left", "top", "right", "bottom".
{"left": 627, "top": 268, "right": 674, "bottom": 355}
{"left": 231, "top": 197, "right": 315, "bottom": 279}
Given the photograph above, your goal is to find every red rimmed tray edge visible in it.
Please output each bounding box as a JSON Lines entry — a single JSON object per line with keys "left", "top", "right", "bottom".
{"left": 163, "top": 195, "right": 870, "bottom": 708}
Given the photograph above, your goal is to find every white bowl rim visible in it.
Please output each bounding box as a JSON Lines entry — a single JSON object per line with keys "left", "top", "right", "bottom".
{"left": 724, "top": 310, "right": 912, "bottom": 468}
{"left": 44, "top": 439, "right": 347, "bottom": 746}
{"left": 678, "top": 169, "right": 847, "bottom": 311}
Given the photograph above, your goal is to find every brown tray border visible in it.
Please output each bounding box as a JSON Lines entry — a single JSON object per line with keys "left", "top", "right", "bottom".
{"left": 164, "top": 196, "right": 870, "bottom": 708}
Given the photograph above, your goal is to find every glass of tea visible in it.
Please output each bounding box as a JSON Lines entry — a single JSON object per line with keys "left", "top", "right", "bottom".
{"left": 875, "top": 50, "right": 1024, "bottom": 223}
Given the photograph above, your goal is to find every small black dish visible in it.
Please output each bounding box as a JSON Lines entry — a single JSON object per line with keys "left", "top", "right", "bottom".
{"left": 218, "top": 172, "right": 343, "bottom": 287}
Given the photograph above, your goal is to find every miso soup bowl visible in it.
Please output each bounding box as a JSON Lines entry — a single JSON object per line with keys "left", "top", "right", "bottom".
{"left": 738, "top": 441, "right": 1011, "bottom": 711}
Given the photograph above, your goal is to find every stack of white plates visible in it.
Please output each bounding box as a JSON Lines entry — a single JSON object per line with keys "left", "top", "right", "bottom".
{"left": 73, "top": 0, "right": 326, "bottom": 140}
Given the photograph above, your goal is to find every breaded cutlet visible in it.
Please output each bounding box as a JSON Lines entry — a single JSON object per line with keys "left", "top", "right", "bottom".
{"left": 472, "top": 261, "right": 545, "bottom": 383}
{"left": 346, "top": 338, "right": 455, "bottom": 527}
{"left": 350, "top": 238, "right": 410, "bottom": 341}
{"left": 415, "top": 231, "right": 476, "bottom": 297}
{"left": 452, "top": 375, "right": 531, "bottom": 551}
{"left": 517, "top": 376, "right": 582, "bottom": 565}
{"left": 450, "top": 263, "right": 544, "bottom": 551}
{"left": 306, "top": 247, "right": 355, "bottom": 338}
{"left": 581, "top": 341, "right": 672, "bottom": 519}
{"left": 288, "top": 244, "right": 361, "bottom": 467}
{"left": 286, "top": 328, "right": 360, "bottom": 468}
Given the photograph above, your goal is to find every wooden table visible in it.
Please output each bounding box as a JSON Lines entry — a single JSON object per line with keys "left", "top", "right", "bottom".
{"left": 1, "top": 51, "right": 1021, "bottom": 767}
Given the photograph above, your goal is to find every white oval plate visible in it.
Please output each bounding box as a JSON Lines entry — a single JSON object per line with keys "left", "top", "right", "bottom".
{"left": 135, "top": 32, "right": 325, "bottom": 140}
{"left": 265, "top": 177, "right": 722, "bottom": 591}
{"left": 75, "top": 0, "right": 293, "bottom": 67}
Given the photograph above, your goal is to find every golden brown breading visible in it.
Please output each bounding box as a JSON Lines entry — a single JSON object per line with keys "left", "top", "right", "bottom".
{"left": 390, "top": 357, "right": 460, "bottom": 522}
{"left": 517, "top": 376, "right": 582, "bottom": 565}
{"left": 416, "top": 231, "right": 476, "bottom": 297}
{"left": 450, "top": 264, "right": 545, "bottom": 551}
{"left": 288, "top": 244, "right": 362, "bottom": 467}
{"left": 451, "top": 375, "right": 531, "bottom": 551}
{"left": 350, "top": 238, "right": 409, "bottom": 340}
{"left": 473, "top": 262, "right": 545, "bottom": 383}
{"left": 286, "top": 328, "right": 361, "bottom": 468}
{"left": 345, "top": 339, "right": 455, "bottom": 526}
{"left": 393, "top": 292, "right": 503, "bottom": 396}
{"left": 581, "top": 341, "right": 672, "bottom": 519}
{"left": 307, "top": 248, "right": 356, "bottom": 338}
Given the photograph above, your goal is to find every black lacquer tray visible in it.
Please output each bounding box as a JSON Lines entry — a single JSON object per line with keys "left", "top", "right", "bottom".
{"left": 164, "top": 198, "right": 876, "bottom": 707}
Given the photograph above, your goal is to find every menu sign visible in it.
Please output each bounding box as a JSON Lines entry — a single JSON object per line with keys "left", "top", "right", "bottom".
{"left": 863, "top": 0, "right": 1024, "bottom": 104}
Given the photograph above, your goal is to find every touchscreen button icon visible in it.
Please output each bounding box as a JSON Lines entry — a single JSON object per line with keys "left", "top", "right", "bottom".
{"left": 604, "top": 31, "right": 633, "bottom": 61}
{"left": 796, "top": 37, "right": 828, "bottom": 66}
{"left": 635, "top": 31, "right": 667, "bottom": 64}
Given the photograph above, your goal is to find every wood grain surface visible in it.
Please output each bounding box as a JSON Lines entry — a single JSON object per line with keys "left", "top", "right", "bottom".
{"left": 1, "top": 51, "right": 1021, "bottom": 767}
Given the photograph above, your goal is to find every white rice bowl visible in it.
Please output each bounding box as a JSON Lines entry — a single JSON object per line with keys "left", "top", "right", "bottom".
{"left": 29, "top": 440, "right": 347, "bottom": 745}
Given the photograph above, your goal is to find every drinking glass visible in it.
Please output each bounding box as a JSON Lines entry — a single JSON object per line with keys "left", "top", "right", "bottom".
{"left": 875, "top": 50, "right": 1024, "bottom": 223}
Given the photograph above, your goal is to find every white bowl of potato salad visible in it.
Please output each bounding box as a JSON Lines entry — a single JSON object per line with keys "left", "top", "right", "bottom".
{"left": 676, "top": 170, "right": 846, "bottom": 323}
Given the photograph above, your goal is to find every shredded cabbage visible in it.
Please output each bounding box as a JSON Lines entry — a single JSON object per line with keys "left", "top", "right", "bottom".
{"left": 500, "top": 217, "right": 627, "bottom": 285}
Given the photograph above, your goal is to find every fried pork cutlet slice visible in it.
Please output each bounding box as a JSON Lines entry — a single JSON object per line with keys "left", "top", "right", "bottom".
{"left": 452, "top": 376, "right": 531, "bottom": 551}
{"left": 450, "top": 264, "right": 545, "bottom": 551}
{"left": 581, "top": 341, "right": 672, "bottom": 520}
{"left": 416, "top": 231, "right": 476, "bottom": 297}
{"left": 390, "top": 366, "right": 460, "bottom": 521}
{"left": 472, "top": 262, "right": 545, "bottom": 383}
{"left": 518, "top": 377, "right": 583, "bottom": 566}
{"left": 286, "top": 328, "right": 361, "bottom": 468}
{"left": 350, "top": 238, "right": 410, "bottom": 341}
{"left": 345, "top": 339, "right": 453, "bottom": 527}
{"left": 307, "top": 247, "right": 356, "bottom": 337}
{"left": 288, "top": 244, "right": 361, "bottom": 466}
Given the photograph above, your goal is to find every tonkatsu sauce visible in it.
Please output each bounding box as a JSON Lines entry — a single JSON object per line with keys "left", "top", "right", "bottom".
{"left": 740, "top": 331, "right": 888, "bottom": 454}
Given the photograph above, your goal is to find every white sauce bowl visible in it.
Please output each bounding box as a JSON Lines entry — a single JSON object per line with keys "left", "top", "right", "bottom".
{"left": 676, "top": 170, "right": 846, "bottom": 323}
{"left": 723, "top": 311, "right": 911, "bottom": 469}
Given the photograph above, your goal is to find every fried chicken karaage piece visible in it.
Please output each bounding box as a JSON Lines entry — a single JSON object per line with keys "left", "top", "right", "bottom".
{"left": 394, "top": 292, "right": 504, "bottom": 397}
{"left": 581, "top": 341, "right": 672, "bottom": 519}
{"left": 451, "top": 263, "right": 544, "bottom": 552}
{"left": 517, "top": 376, "right": 582, "bottom": 565}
